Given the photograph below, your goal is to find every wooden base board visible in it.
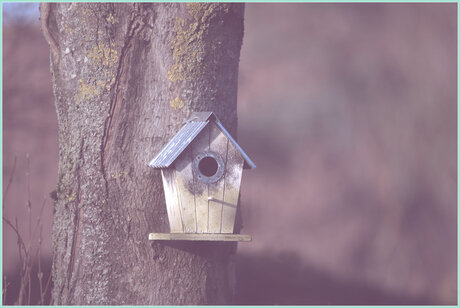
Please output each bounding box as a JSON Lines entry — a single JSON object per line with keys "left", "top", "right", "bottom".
{"left": 148, "top": 233, "right": 251, "bottom": 242}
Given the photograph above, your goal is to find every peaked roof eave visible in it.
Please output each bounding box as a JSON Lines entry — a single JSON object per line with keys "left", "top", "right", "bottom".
{"left": 148, "top": 112, "right": 256, "bottom": 169}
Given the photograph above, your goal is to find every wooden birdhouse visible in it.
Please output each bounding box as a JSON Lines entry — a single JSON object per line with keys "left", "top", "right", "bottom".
{"left": 148, "top": 112, "right": 255, "bottom": 242}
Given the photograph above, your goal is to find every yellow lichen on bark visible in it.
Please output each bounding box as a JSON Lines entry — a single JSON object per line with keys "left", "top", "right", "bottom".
{"left": 186, "top": 2, "right": 229, "bottom": 24}
{"left": 170, "top": 97, "right": 185, "bottom": 109}
{"left": 68, "top": 192, "right": 77, "bottom": 202}
{"left": 64, "top": 24, "right": 74, "bottom": 34}
{"left": 87, "top": 43, "right": 119, "bottom": 68}
{"left": 75, "top": 79, "right": 101, "bottom": 105}
{"left": 106, "top": 13, "right": 118, "bottom": 24}
{"left": 74, "top": 42, "right": 119, "bottom": 104}
{"left": 167, "top": 3, "right": 230, "bottom": 82}
{"left": 111, "top": 171, "right": 128, "bottom": 179}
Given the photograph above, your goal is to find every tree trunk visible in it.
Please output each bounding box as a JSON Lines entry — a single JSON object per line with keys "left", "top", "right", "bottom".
{"left": 40, "top": 3, "right": 244, "bottom": 305}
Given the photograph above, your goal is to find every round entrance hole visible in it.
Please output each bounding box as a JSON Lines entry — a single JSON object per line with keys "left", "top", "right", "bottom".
{"left": 193, "top": 151, "right": 224, "bottom": 183}
{"left": 198, "top": 156, "right": 219, "bottom": 177}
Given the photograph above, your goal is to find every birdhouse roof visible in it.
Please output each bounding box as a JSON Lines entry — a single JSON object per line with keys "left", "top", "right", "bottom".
{"left": 149, "top": 112, "right": 256, "bottom": 169}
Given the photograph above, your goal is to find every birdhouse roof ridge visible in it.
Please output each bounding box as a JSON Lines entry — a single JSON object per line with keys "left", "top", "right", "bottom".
{"left": 148, "top": 112, "right": 256, "bottom": 169}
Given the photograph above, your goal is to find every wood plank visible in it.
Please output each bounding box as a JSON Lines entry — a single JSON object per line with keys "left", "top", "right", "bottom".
{"left": 221, "top": 142, "right": 244, "bottom": 233}
{"left": 208, "top": 123, "right": 227, "bottom": 233}
{"left": 148, "top": 233, "right": 251, "bottom": 242}
{"left": 191, "top": 126, "right": 210, "bottom": 233}
{"left": 161, "top": 169, "right": 183, "bottom": 233}
{"left": 173, "top": 147, "right": 196, "bottom": 233}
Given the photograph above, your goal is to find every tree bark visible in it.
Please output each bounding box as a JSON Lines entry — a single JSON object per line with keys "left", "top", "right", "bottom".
{"left": 40, "top": 3, "right": 244, "bottom": 305}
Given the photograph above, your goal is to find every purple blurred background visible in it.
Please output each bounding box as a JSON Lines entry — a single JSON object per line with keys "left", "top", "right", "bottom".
{"left": 2, "top": 3, "right": 457, "bottom": 305}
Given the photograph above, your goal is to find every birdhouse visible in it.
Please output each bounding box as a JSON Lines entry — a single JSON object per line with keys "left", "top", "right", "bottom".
{"left": 148, "top": 112, "right": 255, "bottom": 242}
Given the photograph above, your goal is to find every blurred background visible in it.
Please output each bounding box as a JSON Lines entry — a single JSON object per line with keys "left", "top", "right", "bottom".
{"left": 2, "top": 3, "right": 457, "bottom": 305}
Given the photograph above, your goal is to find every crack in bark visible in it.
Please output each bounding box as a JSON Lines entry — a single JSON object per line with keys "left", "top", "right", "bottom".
{"left": 67, "top": 207, "right": 82, "bottom": 301}
{"left": 101, "top": 8, "right": 147, "bottom": 191}
{"left": 66, "top": 138, "right": 84, "bottom": 298}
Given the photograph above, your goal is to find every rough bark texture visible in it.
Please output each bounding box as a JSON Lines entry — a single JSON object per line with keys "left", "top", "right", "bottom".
{"left": 40, "top": 3, "right": 244, "bottom": 305}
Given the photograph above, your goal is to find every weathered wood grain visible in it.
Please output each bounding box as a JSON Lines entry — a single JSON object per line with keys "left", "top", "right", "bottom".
{"left": 208, "top": 123, "right": 228, "bottom": 233}
{"left": 161, "top": 169, "right": 183, "bottom": 233}
{"left": 148, "top": 232, "right": 251, "bottom": 242}
{"left": 174, "top": 148, "right": 196, "bottom": 233}
{"left": 221, "top": 142, "right": 244, "bottom": 233}
{"left": 191, "top": 126, "right": 210, "bottom": 232}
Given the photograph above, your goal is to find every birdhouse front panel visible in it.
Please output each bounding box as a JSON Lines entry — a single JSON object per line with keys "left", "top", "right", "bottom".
{"left": 161, "top": 121, "right": 244, "bottom": 234}
{"left": 149, "top": 112, "right": 255, "bottom": 238}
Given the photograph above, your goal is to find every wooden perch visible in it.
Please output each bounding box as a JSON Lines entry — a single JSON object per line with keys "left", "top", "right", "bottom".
{"left": 148, "top": 233, "right": 251, "bottom": 242}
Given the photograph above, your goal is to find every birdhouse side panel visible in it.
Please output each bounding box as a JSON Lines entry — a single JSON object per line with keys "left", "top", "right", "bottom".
{"left": 221, "top": 143, "right": 245, "bottom": 233}
{"left": 160, "top": 169, "right": 184, "bottom": 233}
{"left": 207, "top": 123, "right": 228, "bottom": 233}
{"left": 191, "top": 126, "right": 210, "bottom": 233}
{"left": 174, "top": 148, "right": 197, "bottom": 233}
